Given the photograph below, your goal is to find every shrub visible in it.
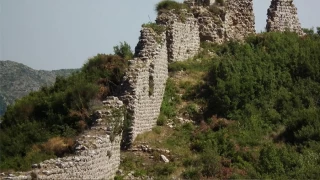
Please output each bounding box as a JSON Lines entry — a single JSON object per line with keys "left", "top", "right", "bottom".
{"left": 40, "top": 137, "right": 75, "bottom": 157}
{"left": 160, "top": 79, "right": 180, "bottom": 119}
{"left": 142, "top": 23, "right": 166, "bottom": 44}
{"left": 113, "top": 41, "right": 133, "bottom": 60}
{"left": 0, "top": 54, "right": 129, "bottom": 171}
{"left": 155, "top": 0, "right": 188, "bottom": 14}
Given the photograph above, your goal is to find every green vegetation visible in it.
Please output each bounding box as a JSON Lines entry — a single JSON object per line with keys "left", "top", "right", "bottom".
{"left": 0, "top": 95, "right": 6, "bottom": 116}
{"left": 0, "top": 60, "right": 77, "bottom": 117}
{"left": 0, "top": 53, "right": 129, "bottom": 171}
{"left": 142, "top": 23, "right": 166, "bottom": 44}
{"left": 120, "top": 31, "right": 320, "bottom": 179}
{"left": 155, "top": 0, "right": 188, "bottom": 14}
{"left": 113, "top": 41, "right": 134, "bottom": 60}
{"left": 142, "top": 23, "right": 166, "bottom": 36}
{"left": 155, "top": 0, "right": 190, "bottom": 22}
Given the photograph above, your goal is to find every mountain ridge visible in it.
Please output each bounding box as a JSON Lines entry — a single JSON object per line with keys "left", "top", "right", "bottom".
{"left": 0, "top": 60, "right": 77, "bottom": 116}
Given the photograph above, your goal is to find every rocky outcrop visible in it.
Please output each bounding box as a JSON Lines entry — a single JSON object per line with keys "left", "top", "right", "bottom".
{"left": 266, "top": 0, "right": 304, "bottom": 35}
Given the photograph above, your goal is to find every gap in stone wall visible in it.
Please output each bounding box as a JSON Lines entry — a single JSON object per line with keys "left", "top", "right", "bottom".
{"left": 253, "top": 0, "right": 270, "bottom": 33}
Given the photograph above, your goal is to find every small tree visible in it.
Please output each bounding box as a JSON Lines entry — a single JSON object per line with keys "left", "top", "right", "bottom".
{"left": 113, "top": 41, "right": 133, "bottom": 60}
{"left": 317, "top": 27, "right": 320, "bottom": 36}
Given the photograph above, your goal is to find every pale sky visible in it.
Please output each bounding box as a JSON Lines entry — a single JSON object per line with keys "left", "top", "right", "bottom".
{"left": 0, "top": 0, "right": 319, "bottom": 70}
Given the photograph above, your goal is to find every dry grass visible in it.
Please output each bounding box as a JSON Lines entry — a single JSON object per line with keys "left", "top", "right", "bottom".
{"left": 40, "top": 137, "right": 75, "bottom": 157}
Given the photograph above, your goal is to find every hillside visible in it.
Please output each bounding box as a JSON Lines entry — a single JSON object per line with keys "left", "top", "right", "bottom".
{"left": 117, "top": 31, "right": 320, "bottom": 179}
{"left": 0, "top": 0, "right": 319, "bottom": 179}
{"left": 0, "top": 60, "right": 77, "bottom": 116}
{"left": 0, "top": 31, "right": 319, "bottom": 179}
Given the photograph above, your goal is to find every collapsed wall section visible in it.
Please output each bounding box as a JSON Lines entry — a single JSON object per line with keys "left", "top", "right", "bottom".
{"left": 266, "top": 0, "right": 304, "bottom": 35}
{"left": 225, "top": 0, "right": 255, "bottom": 40}
{"left": 3, "top": 97, "right": 124, "bottom": 180}
{"left": 120, "top": 27, "right": 168, "bottom": 146}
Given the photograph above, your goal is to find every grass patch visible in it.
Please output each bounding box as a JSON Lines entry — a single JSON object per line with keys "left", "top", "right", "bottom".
{"left": 142, "top": 23, "right": 166, "bottom": 44}
{"left": 156, "top": 0, "right": 189, "bottom": 14}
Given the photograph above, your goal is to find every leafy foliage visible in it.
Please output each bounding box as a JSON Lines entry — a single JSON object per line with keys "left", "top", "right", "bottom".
{"left": 0, "top": 54, "right": 128, "bottom": 171}
{"left": 155, "top": 0, "right": 188, "bottom": 14}
{"left": 0, "top": 60, "right": 77, "bottom": 116}
{"left": 113, "top": 41, "right": 133, "bottom": 60}
{"left": 192, "top": 31, "right": 320, "bottom": 178}
{"left": 121, "top": 31, "right": 320, "bottom": 179}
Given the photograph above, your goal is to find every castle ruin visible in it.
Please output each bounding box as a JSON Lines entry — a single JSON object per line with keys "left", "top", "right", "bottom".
{"left": 266, "top": 0, "right": 304, "bottom": 35}
{"left": 1, "top": 0, "right": 305, "bottom": 179}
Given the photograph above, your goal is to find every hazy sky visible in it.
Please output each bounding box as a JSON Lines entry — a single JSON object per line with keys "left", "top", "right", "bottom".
{"left": 0, "top": 0, "right": 319, "bottom": 70}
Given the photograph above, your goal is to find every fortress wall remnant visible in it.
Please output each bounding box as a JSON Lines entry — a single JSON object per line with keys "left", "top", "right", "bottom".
{"left": 266, "top": 0, "right": 304, "bottom": 35}
{"left": 120, "top": 27, "right": 168, "bottom": 146}
{"left": 3, "top": 97, "right": 124, "bottom": 180}
{"left": 166, "top": 15, "right": 200, "bottom": 62}
{"left": 185, "top": 0, "right": 255, "bottom": 43}
{"left": 1, "top": 0, "right": 308, "bottom": 179}
{"left": 224, "top": 0, "right": 255, "bottom": 40}
{"left": 157, "top": 10, "right": 201, "bottom": 62}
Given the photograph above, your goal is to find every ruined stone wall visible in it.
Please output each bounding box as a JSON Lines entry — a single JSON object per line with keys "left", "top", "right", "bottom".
{"left": 167, "top": 17, "right": 200, "bottom": 62}
{"left": 186, "top": 0, "right": 255, "bottom": 43}
{"left": 191, "top": 5, "right": 226, "bottom": 43}
{"left": 225, "top": 0, "right": 255, "bottom": 40}
{"left": 120, "top": 27, "right": 168, "bottom": 145}
{"left": 2, "top": 1, "right": 308, "bottom": 179}
{"left": 157, "top": 10, "right": 200, "bottom": 62}
{"left": 2, "top": 97, "right": 124, "bottom": 180}
{"left": 266, "top": 0, "right": 304, "bottom": 35}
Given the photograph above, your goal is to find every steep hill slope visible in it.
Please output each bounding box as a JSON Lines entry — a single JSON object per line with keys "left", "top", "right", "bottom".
{"left": 0, "top": 60, "right": 77, "bottom": 116}
{"left": 117, "top": 31, "right": 320, "bottom": 179}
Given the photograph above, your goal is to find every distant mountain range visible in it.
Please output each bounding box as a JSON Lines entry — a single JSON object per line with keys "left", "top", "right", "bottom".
{"left": 0, "top": 60, "right": 77, "bottom": 116}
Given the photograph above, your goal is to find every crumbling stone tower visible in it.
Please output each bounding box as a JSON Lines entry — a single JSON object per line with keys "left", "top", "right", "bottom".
{"left": 185, "top": 0, "right": 255, "bottom": 43}
{"left": 224, "top": 0, "right": 255, "bottom": 40}
{"left": 266, "top": 0, "right": 304, "bottom": 35}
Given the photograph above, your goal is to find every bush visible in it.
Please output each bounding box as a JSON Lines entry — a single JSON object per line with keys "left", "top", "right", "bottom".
{"left": 0, "top": 54, "right": 128, "bottom": 171}
{"left": 155, "top": 0, "right": 188, "bottom": 14}
{"left": 142, "top": 23, "right": 166, "bottom": 44}
{"left": 113, "top": 41, "right": 133, "bottom": 60}
{"left": 159, "top": 79, "right": 180, "bottom": 119}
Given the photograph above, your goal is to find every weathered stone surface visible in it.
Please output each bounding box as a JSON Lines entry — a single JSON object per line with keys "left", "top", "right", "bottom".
{"left": 121, "top": 27, "right": 168, "bottom": 146}
{"left": 266, "top": 0, "right": 304, "bottom": 35}
{"left": 160, "top": 155, "right": 170, "bottom": 163}
{"left": 225, "top": 0, "right": 255, "bottom": 40}
{"left": 185, "top": 0, "right": 255, "bottom": 43}
{"left": 185, "top": 0, "right": 215, "bottom": 7}
{"left": 156, "top": 10, "right": 200, "bottom": 62}
{"left": 3, "top": 97, "right": 124, "bottom": 180}
{"left": 2, "top": 1, "right": 307, "bottom": 179}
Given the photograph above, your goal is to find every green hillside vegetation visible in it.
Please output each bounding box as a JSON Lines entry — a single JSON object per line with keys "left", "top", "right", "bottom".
{"left": 0, "top": 51, "right": 130, "bottom": 170}
{"left": 1, "top": 28, "right": 320, "bottom": 179}
{"left": 118, "top": 31, "right": 320, "bottom": 179}
{"left": 0, "top": 60, "right": 77, "bottom": 116}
